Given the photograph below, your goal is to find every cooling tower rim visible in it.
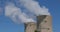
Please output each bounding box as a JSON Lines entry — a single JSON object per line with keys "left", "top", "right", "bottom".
{"left": 37, "top": 15, "right": 51, "bottom": 16}
{"left": 36, "top": 15, "right": 52, "bottom": 17}
{"left": 24, "top": 22, "right": 36, "bottom": 24}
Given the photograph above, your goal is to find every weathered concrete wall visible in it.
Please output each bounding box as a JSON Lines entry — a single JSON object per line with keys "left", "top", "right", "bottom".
{"left": 24, "top": 15, "right": 52, "bottom": 32}
{"left": 37, "top": 15, "right": 52, "bottom": 32}
{"left": 24, "top": 22, "right": 36, "bottom": 32}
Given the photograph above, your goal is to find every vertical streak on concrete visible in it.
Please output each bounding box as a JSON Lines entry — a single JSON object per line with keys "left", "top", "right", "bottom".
{"left": 37, "top": 15, "right": 46, "bottom": 32}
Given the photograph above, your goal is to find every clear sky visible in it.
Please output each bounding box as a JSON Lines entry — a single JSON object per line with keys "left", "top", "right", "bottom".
{"left": 0, "top": 0, "right": 60, "bottom": 32}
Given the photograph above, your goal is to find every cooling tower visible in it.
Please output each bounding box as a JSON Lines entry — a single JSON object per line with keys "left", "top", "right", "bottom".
{"left": 37, "top": 15, "right": 52, "bottom": 32}
{"left": 24, "top": 22, "right": 36, "bottom": 32}
{"left": 24, "top": 15, "right": 52, "bottom": 32}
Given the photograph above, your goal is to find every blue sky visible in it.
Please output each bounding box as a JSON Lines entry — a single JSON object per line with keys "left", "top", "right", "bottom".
{"left": 0, "top": 0, "right": 60, "bottom": 32}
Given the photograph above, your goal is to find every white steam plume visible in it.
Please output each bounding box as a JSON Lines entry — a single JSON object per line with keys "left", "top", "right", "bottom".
{"left": 5, "top": 3, "right": 36, "bottom": 23}
{"left": 5, "top": 0, "right": 50, "bottom": 23}
{"left": 19, "top": 0, "right": 50, "bottom": 16}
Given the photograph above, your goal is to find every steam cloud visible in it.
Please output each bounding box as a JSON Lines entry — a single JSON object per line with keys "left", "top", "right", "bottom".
{"left": 5, "top": 0, "right": 50, "bottom": 23}
{"left": 5, "top": 3, "right": 36, "bottom": 23}
{"left": 19, "top": 0, "right": 50, "bottom": 16}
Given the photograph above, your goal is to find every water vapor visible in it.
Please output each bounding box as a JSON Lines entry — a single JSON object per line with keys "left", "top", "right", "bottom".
{"left": 5, "top": 0, "right": 50, "bottom": 23}
{"left": 5, "top": 3, "right": 36, "bottom": 23}
{"left": 19, "top": 0, "right": 50, "bottom": 16}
